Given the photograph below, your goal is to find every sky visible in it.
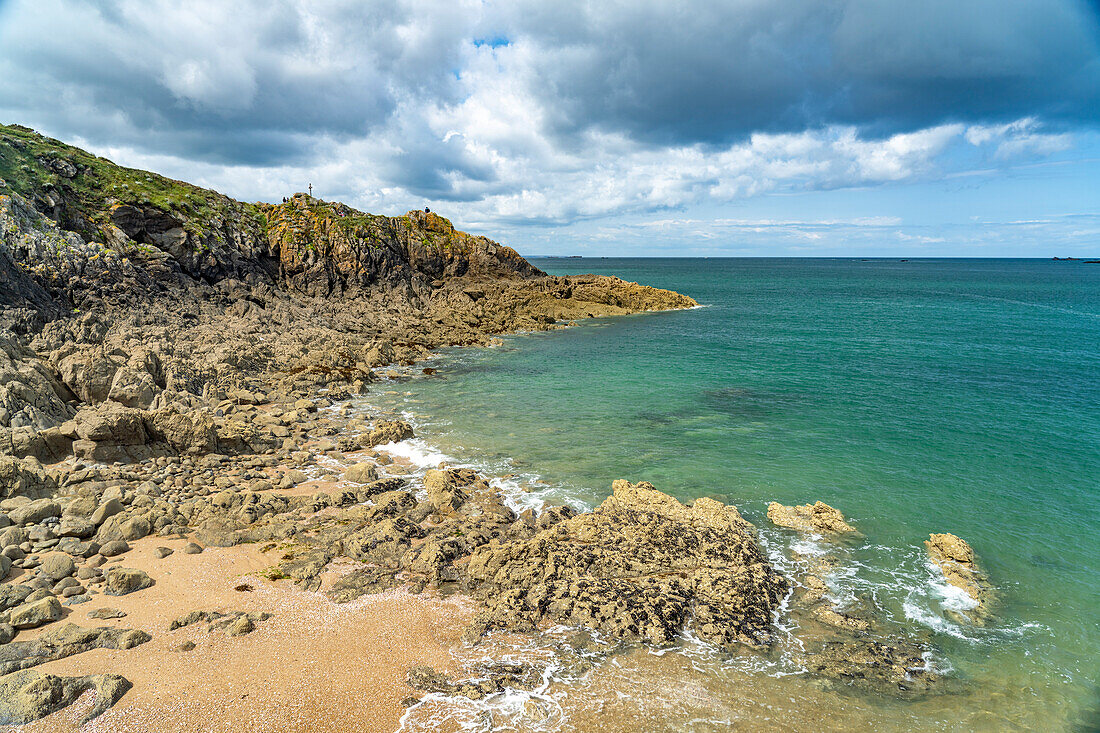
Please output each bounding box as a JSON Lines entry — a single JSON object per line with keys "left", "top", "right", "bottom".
{"left": 0, "top": 0, "right": 1098, "bottom": 257}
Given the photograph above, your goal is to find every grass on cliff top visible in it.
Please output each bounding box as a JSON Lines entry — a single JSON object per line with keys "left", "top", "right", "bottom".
{"left": 0, "top": 123, "right": 503, "bottom": 261}
{"left": 0, "top": 122, "right": 261, "bottom": 243}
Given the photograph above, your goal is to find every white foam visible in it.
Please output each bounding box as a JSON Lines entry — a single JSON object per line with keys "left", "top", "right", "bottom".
{"left": 375, "top": 438, "right": 455, "bottom": 471}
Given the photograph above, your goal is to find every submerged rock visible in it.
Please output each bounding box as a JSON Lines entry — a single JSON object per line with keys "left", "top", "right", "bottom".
{"left": 465, "top": 480, "right": 788, "bottom": 648}
{"left": 767, "top": 501, "right": 857, "bottom": 534}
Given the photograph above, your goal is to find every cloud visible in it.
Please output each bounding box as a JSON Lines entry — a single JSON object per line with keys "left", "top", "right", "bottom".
{"left": 0, "top": 0, "right": 1096, "bottom": 241}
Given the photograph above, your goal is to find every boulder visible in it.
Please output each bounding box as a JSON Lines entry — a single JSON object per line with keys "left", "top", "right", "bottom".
{"left": 925, "top": 532, "right": 993, "bottom": 620}
{"left": 363, "top": 420, "right": 413, "bottom": 448}
{"left": 56, "top": 347, "right": 120, "bottom": 404}
{"left": 9, "top": 597, "right": 63, "bottom": 629}
{"left": 38, "top": 552, "right": 75, "bottom": 581}
{"left": 73, "top": 402, "right": 148, "bottom": 445}
{"left": 0, "top": 457, "right": 57, "bottom": 500}
{"left": 0, "top": 670, "right": 133, "bottom": 726}
{"left": 99, "top": 540, "right": 130, "bottom": 557}
{"left": 106, "top": 366, "right": 158, "bottom": 409}
{"left": 104, "top": 567, "right": 154, "bottom": 596}
{"left": 344, "top": 462, "right": 378, "bottom": 484}
{"left": 90, "top": 497, "right": 124, "bottom": 526}
{"left": 423, "top": 469, "right": 472, "bottom": 513}
{"left": 8, "top": 499, "right": 61, "bottom": 526}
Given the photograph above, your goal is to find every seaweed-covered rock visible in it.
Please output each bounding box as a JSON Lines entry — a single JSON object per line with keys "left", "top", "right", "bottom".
{"left": 465, "top": 480, "right": 788, "bottom": 648}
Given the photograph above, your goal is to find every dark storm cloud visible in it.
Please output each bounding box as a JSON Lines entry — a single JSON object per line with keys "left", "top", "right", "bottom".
{"left": 498, "top": 0, "right": 1100, "bottom": 145}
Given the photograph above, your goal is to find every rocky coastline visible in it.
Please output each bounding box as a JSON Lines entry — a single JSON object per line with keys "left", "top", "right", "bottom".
{"left": 0, "top": 124, "right": 985, "bottom": 730}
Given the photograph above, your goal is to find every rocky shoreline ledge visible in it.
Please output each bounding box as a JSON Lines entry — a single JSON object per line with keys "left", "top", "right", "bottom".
{"left": 0, "top": 124, "right": 987, "bottom": 729}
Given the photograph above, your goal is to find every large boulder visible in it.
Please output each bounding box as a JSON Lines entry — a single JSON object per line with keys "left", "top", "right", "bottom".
{"left": 423, "top": 469, "right": 474, "bottom": 513}
{"left": 107, "top": 366, "right": 159, "bottom": 409}
{"left": 145, "top": 406, "right": 217, "bottom": 454}
{"left": 0, "top": 670, "right": 133, "bottom": 726}
{"left": 465, "top": 480, "right": 788, "bottom": 648}
{"left": 73, "top": 402, "right": 149, "bottom": 445}
{"left": 8, "top": 498, "right": 61, "bottom": 526}
{"left": 56, "top": 346, "right": 121, "bottom": 404}
{"left": 9, "top": 596, "right": 63, "bottom": 629}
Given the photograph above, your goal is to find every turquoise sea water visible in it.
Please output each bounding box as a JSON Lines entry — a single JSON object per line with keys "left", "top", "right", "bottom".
{"left": 376, "top": 258, "right": 1100, "bottom": 731}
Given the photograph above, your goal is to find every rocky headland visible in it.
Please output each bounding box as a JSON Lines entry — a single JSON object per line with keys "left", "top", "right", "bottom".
{"left": 0, "top": 123, "right": 977, "bottom": 730}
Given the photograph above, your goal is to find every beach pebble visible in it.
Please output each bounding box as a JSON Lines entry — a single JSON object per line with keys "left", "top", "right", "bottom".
{"left": 153, "top": 546, "right": 174, "bottom": 559}
{"left": 183, "top": 542, "right": 204, "bottom": 555}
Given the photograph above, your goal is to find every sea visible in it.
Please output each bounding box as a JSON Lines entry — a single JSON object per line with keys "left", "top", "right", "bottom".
{"left": 366, "top": 258, "right": 1099, "bottom": 732}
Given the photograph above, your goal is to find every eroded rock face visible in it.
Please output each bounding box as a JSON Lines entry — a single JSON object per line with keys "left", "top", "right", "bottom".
{"left": 767, "top": 501, "right": 857, "bottom": 535}
{"left": 925, "top": 532, "right": 992, "bottom": 620}
{"left": 465, "top": 480, "right": 789, "bottom": 648}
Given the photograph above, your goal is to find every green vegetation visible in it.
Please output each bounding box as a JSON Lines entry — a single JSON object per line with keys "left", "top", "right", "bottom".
{"left": 0, "top": 122, "right": 259, "bottom": 246}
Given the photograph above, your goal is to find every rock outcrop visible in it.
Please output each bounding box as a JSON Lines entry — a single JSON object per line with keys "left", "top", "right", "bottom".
{"left": 465, "top": 480, "right": 788, "bottom": 648}
{"left": 767, "top": 500, "right": 857, "bottom": 535}
{"left": 925, "top": 532, "right": 992, "bottom": 620}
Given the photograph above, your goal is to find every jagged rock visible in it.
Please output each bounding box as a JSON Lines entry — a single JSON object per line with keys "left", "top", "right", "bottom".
{"left": 0, "top": 669, "right": 132, "bottom": 725}
{"left": 0, "top": 584, "right": 33, "bottom": 612}
{"left": 107, "top": 365, "right": 159, "bottom": 409}
{"left": 56, "top": 347, "right": 121, "bottom": 404}
{"left": 103, "top": 567, "right": 154, "bottom": 596}
{"left": 767, "top": 501, "right": 857, "bottom": 534}
{"left": 802, "top": 637, "right": 939, "bottom": 694}
{"left": 0, "top": 457, "right": 57, "bottom": 500}
{"left": 925, "top": 533, "right": 992, "bottom": 619}
{"left": 465, "top": 480, "right": 788, "bottom": 648}
{"left": 423, "top": 468, "right": 473, "bottom": 513}
{"left": 0, "top": 623, "right": 150, "bottom": 675}
{"left": 168, "top": 609, "right": 270, "bottom": 635}
{"left": 363, "top": 420, "right": 414, "bottom": 448}
{"left": 406, "top": 662, "right": 544, "bottom": 700}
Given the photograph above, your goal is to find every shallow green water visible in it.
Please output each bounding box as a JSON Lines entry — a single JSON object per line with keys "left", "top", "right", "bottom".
{"left": 376, "top": 258, "right": 1100, "bottom": 730}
